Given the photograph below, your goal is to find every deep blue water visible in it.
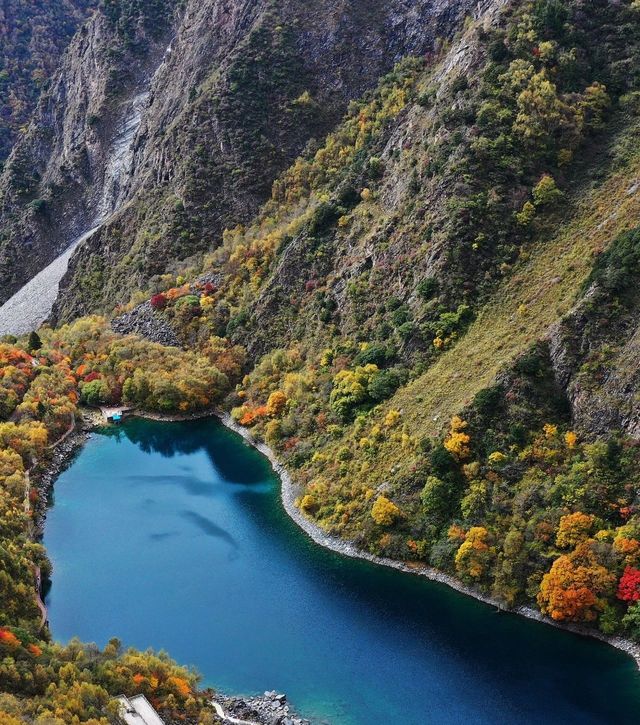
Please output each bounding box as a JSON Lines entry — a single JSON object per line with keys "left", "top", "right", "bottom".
{"left": 44, "top": 418, "right": 640, "bottom": 724}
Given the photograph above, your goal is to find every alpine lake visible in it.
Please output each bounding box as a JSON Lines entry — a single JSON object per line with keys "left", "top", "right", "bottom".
{"left": 43, "top": 418, "right": 640, "bottom": 724}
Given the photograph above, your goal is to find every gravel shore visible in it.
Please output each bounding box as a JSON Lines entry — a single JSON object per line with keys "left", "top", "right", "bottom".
{"left": 216, "top": 412, "right": 640, "bottom": 671}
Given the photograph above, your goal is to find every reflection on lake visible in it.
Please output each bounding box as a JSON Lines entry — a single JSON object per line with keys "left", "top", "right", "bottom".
{"left": 44, "top": 418, "right": 640, "bottom": 724}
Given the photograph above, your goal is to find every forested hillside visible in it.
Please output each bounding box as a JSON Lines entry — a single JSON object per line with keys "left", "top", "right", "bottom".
{"left": 0, "top": 0, "right": 97, "bottom": 163}
{"left": 91, "top": 0, "right": 640, "bottom": 638}
{"left": 0, "top": 318, "right": 242, "bottom": 723}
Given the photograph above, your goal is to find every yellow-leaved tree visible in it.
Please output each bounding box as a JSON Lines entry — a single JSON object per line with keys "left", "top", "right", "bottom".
{"left": 371, "top": 496, "right": 402, "bottom": 526}
{"left": 444, "top": 416, "right": 471, "bottom": 460}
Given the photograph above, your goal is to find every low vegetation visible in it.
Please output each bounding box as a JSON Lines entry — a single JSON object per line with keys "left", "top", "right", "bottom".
{"left": 0, "top": 318, "right": 240, "bottom": 722}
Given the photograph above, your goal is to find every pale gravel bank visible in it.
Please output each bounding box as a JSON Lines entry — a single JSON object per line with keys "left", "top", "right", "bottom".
{"left": 0, "top": 227, "right": 99, "bottom": 338}
{"left": 213, "top": 412, "right": 640, "bottom": 672}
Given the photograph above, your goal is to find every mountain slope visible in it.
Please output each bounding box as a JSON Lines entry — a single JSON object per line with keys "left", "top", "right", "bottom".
{"left": 0, "top": 0, "right": 177, "bottom": 303}
{"left": 0, "top": 0, "right": 480, "bottom": 313}
{"left": 0, "top": 0, "right": 97, "bottom": 163}
{"left": 96, "top": 0, "right": 640, "bottom": 638}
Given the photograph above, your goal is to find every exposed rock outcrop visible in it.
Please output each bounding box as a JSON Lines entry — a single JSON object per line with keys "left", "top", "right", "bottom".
{"left": 0, "top": 0, "right": 483, "bottom": 322}
{"left": 549, "top": 287, "right": 640, "bottom": 439}
{"left": 111, "top": 301, "right": 181, "bottom": 347}
{"left": 0, "top": 7, "right": 172, "bottom": 303}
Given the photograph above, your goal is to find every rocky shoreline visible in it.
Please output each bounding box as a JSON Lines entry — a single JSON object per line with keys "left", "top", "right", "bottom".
{"left": 216, "top": 412, "right": 640, "bottom": 672}
{"left": 31, "top": 419, "right": 93, "bottom": 535}
{"left": 34, "top": 405, "right": 640, "bottom": 696}
{"left": 215, "top": 691, "right": 310, "bottom": 725}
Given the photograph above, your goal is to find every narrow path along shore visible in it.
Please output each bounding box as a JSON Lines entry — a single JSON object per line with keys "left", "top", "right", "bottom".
{"left": 48, "top": 406, "right": 640, "bottom": 671}
{"left": 32, "top": 566, "right": 48, "bottom": 632}
{"left": 25, "top": 415, "right": 77, "bottom": 631}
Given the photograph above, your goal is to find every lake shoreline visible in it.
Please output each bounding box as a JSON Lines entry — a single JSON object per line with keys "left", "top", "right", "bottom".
{"left": 38, "top": 405, "right": 640, "bottom": 673}
{"left": 210, "top": 411, "right": 640, "bottom": 673}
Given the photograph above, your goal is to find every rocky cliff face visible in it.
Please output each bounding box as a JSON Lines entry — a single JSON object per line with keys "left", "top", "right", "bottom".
{"left": 549, "top": 223, "right": 640, "bottom": 439}
{"left": 0, "top": 5, "right": 173, "bottom": 304}
{"left": 0, "top": 0, "right": 97, "bottom": 163}
{"left": 0, "top": 0, "right": 481, "bottom": 319}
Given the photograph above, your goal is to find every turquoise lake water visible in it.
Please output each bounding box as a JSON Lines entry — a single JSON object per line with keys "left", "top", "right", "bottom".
{"left": 43, "top": 418, "right": 640, "bottom": 724}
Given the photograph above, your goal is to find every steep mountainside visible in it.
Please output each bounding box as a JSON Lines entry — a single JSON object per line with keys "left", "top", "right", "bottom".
{"left": 0, "top": 0, "right": 178, "bottom": 304}
{"left": 0, "top": 0, "right": 97, "bottom": 163}
{"left": 2, "top": 2, "right": 640, "bottom": 711}
{"left": 81, "top": 0, "right": 640, "bottom": 641}
{"left": 45, "top": 0, "right": 478, "bottom": 319}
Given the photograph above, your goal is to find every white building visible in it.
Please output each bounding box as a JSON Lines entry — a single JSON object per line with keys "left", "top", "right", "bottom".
{"left": 116, "top": 694, "right": 166, "bottom": 725}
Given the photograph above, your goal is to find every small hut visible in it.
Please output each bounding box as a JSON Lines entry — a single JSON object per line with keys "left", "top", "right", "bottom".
{"left": 100, "top": 406, "right": 133, "bottom": 424}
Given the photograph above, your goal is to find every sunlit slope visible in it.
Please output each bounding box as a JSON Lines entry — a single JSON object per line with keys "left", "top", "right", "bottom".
{"left": 392, "top": 146, "right": 640, "bottom": 439}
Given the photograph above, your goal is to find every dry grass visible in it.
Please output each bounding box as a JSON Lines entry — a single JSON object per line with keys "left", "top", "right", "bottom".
{"left": 391, "top": 154, "right": 640, "bottom": 439}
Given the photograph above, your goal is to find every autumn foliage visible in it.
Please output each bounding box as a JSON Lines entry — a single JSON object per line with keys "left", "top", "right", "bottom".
{"left": 555, "top": 512, "right": 594, "bottom": 549}
{"left": 617, "top": 567, "right": 640, "bottom": 603}
{"left": 371, "top": 496, "right": 402, "bottom": 526}
{"left": 455, "top": 527, "right": 495, "bottom": 580}
{"left": 444, "top": 416, "right": 471, "bottom": 460}
{"left": 538, "top": 541, "right": 615, "bottom": 622}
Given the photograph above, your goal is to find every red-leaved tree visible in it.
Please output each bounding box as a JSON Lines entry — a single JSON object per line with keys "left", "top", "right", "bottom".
{"left": 150, "top": 293, "right": 167, "bottom": 310}
{"left": 617, "top": 566, "right": 640, "bottom": 603}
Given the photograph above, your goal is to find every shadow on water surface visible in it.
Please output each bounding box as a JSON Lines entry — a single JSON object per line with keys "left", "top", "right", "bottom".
{"left": 181, "top": 510, "right": 238, "bottom": 549}
{"left": 126, "top": 473, "right": 219, "bottom": 497}
{"left": 102, "top": 418, "right": 270, "bottom": 484}
{"left": 149, "top": 531, "right": 180, "bottom": 541}
{"left": 43, "top": 417, "right": 640, "bottom": 725}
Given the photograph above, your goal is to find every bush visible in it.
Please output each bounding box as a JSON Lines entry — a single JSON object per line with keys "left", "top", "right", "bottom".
{"left": 354, "top": 342, "right": 395, "bottom": 367}
{"left": 472, "top": 385, "right": 504, "bottom": 418}
{"left": 368, "top": 369, "right": 401, "bottom": 401}
{"left": 533, "top": 175, "right": 563, "bottom": 207}
{"left": 371, "top": 496, "right": 402, "bottom": 526}
{"left": 417, "top": 277, "right": 439, "bottom": 301}
{"left": 28, "top": 199, "right": 46, "bottom": 214}
{"left": 150, "top": 293, "right": 166, "bottom": 310}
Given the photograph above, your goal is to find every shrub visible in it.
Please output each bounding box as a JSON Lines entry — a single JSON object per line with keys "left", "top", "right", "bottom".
{"left": 150, "top": 293, "right": 166, "bottom": 310}
{"left": 533, "top": 174, "right": 563, "bottom": 207}
{"left": 417, "top": 277, "right": 439, "bottom": 300}
{"left": 371, "top": 496, "right": 402, "bottom": 526}
{"left": 368, "top": 369, "right": 401, "bottom": 402}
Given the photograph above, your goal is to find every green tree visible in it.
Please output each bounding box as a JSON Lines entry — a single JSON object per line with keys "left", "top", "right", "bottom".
{"left": 27, "top": 331, "right": 42, "bottom": 352}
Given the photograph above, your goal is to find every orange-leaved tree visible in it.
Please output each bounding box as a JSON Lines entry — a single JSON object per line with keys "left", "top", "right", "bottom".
{"left": 454, "top": 526, "right": 495, "bottom": 580}
{"left": 555, "top": 512, "right": 595, "bottom": 549}
{"left": 537, "top": 540, "right": 615, "bottom": 622}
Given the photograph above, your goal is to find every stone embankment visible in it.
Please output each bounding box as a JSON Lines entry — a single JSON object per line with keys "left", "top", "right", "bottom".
{"left": 215, "top": 691, "right": 309, "bottom": 725}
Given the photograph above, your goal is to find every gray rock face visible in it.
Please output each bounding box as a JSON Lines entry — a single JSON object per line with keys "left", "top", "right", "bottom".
{"left": 548, "top": 286, "right": 640, "bottom": 439}
{"left": 0, "top": 10, "right": 170, "bottom": 305}
{"left": 111, "top": 301, "right": 181, "bottom": 347}
{"left": 0, "top": 75, "right": 152, "bottom": 337}
{"left": 1, "top": 0, "right": 484, "bottom": 324}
